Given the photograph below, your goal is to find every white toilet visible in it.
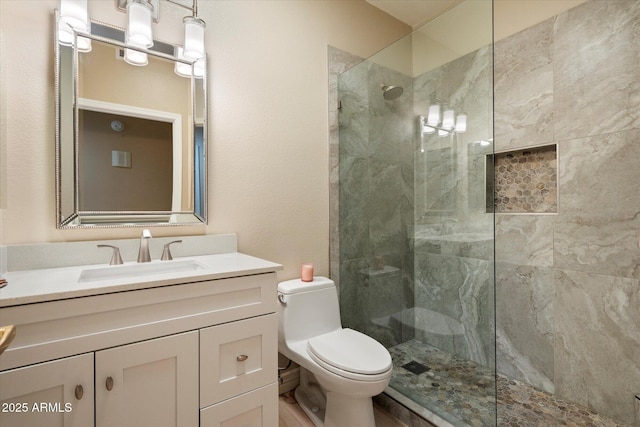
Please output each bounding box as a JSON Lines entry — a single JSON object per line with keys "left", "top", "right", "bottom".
{"left": 277, "top": 277, "right": 392, "bottom": 427}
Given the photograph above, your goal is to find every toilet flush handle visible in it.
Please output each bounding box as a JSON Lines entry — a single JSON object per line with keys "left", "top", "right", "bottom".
{"left": 278, "top": 293, "right": 287, "bottom": 305}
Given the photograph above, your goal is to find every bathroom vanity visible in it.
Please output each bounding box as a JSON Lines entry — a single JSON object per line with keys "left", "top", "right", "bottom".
{"left": 0, "top": 245, "right": 282, "bottom": 427}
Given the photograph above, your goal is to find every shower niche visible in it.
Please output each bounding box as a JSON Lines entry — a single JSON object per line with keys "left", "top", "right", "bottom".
{"left": 490, "top": 144, "right": 558, "bottom": 214}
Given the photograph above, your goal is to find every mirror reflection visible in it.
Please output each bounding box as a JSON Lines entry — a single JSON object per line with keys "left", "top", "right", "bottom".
{"left": 56, "top": 20, "right": 207, "bottom": 228}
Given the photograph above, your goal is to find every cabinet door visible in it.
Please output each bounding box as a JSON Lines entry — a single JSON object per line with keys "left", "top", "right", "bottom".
{"left": 95, "top": 331, "right": 198, "bottom": 427}
{"left": 0, "top": 353, "right": 94, "bottom": 427}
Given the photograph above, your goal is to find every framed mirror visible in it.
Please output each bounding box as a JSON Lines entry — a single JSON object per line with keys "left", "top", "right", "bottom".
{"left": 56, "top": 16, "right": 207, "bottom": 228}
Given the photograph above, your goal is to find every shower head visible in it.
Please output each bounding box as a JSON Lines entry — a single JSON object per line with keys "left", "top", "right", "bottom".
{"left": 381, "top": 84, "right": 404, "bottom": 100}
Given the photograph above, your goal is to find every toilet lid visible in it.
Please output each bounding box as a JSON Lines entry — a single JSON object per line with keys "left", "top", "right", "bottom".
{"left": 307, "top": 328, "right": 392, "bottom": 376}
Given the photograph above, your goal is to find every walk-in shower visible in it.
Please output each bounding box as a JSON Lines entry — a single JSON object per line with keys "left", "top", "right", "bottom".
{"left": 334, "top": 2, "right": 495, "bottom": 425}
{"left": 332, "top": 1, "right": 639, "bottom": 426}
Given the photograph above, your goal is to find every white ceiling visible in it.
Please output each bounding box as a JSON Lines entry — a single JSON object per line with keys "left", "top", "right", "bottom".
{"left": 366, "top": 0, "right": 463, "bottom": 28}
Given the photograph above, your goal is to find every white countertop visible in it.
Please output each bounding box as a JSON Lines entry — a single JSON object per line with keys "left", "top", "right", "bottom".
{"left": 0, "top": 252, "right": 282, "bottom": 308}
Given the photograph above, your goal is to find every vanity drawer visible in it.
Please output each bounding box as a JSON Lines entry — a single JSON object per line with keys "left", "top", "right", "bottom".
{"left": 200, "top": 314, "right": 277, "bottom": 407}
{"left": 200, "top": 383, "right": 278, "bottom": 427}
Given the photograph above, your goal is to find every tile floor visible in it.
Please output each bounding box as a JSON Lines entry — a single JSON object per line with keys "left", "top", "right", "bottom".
{"left": 388, "top": 339, "right": 628, "bottom": 427}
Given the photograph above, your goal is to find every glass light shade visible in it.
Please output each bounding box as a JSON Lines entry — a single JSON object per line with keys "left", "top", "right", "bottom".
{"left": 183, "top": 17, "right": 206, "bottom": 60}
{"left": 175, "top": 61, "right": 191, "bottom": 77}
{"left": 58, "top": 0, "right": 89, "bottom": 46}
{"left": 455, "top": 114, "right": 467, "bottom": 133}
{"left": 124, "top": 48, "right": 148, "bottom": 66}
{"left": 427, "top": 104, "right": 440, "bottom": 126}
{"left": 174, "top": 47, "right": 191, "bottom": 77}
{"left": 127, "top": 0, "right": 153, "bottom": 48}
{"left": 442, "top": 110, "right": 455, "bottom": 130}
{"left": 438, "top": 129, "right": 450, "bottom": 137}
{"left": 174, "top": 48, "right": 205, "bottom": 79}
{"left": 76, "top": 36, "right": 92, "bottom": 52}
{"left": 193, "top": 59, "right": 205, "bottom": 78}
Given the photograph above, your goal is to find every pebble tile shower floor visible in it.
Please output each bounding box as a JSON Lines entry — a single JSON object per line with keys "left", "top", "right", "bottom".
{"left": 388, "top": 340, "right": 627, "bottom": 426}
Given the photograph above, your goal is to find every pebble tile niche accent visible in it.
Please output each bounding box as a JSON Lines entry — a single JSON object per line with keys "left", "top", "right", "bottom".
{"left": 492, "top": 145, "right": 557, "bottom": 213}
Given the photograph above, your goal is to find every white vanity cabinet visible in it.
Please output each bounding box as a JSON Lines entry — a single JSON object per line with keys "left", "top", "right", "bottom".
{"left": 0, "top": 333, "right": 199, "bottom": 427}
{"left": 0, "top": 266, "right": 280, "bottom": 427}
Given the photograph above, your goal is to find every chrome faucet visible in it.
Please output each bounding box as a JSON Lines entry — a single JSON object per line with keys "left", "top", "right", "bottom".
{"left": 137, "top": 229, "right": 152, "bottom": 263}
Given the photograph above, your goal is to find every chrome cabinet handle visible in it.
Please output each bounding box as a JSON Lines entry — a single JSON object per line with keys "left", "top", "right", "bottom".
{"left": 97, "top": 245, "right": 123, "bottom": 265}
{"left": 75, "top": 385, "right": 84, "bottom": 400}
{"left": 106, "top": 376, "right": 114, "bottom": 391}
{"left": 236, "top": 354, "right": 248, "bottom": 362}
{"left": 161, "top": 240, "right": 182, "bottom": 261}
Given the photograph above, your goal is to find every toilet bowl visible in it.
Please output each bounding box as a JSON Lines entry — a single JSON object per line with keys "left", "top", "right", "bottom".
{"left": 277, "top": 277, "right": 392, "bottom": 427}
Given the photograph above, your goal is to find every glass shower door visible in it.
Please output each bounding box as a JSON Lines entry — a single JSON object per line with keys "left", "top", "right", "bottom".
{"left": 337, "top": 1, "right": 495, "bottom": 425}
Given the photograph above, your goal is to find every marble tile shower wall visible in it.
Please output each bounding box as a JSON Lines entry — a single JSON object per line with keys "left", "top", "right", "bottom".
{"left": 337, "top": 58, "right": 415, "bottom": 348}
{"left": 413, "top": 45, "right": 495, "bottom": 368}
{"left": 494, "top": 1, "right": 640, "bottom": 425}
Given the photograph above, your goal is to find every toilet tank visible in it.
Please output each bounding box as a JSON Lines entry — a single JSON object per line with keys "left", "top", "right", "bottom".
{"left": 277, "top": 277, "right": 342, "bottom": 344}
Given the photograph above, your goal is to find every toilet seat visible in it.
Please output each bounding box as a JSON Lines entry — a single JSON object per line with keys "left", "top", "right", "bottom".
{"left": 307, "top": 328, "right": 392, "bottom": 381}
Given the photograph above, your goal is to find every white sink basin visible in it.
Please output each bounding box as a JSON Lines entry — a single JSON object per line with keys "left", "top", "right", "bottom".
{"left": 78, "top": 260, "right": 205, "bottom": 283}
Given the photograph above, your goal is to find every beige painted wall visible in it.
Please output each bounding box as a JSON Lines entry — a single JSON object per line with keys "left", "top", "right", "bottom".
{"left": 369, "top": 0, "right": 587, "bottom": 77}
{"left": 0, "top": 0, "right": 409, "bottom": 280}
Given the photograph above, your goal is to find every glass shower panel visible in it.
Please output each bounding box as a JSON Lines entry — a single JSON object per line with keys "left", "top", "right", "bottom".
{"left": 338, "top": 1, "right": 495, "bottom": 426}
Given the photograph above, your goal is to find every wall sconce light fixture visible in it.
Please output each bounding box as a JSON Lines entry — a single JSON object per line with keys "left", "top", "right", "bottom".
{"left": 58, "top": 0, "right": 206, "bottom": 67}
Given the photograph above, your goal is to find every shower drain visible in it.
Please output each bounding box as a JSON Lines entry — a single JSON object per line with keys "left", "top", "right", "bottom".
{"left": 402, "top": 360, "right": 430, "bottom": 375}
